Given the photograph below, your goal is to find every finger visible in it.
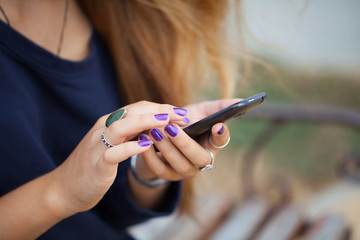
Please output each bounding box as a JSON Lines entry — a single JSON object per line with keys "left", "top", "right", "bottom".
{"left": 207, "top": 123, "right": 231, "bottom": 152}
{"left": 162, "top": 124, "right": 212, "bottom": 171}
{"left": 175, "top": 117, "right": 191, "bottom": 127}
{"left": 97, "top": 139, "right": 152, "bottom": 177}
{"left": 102, "top": 139, "right": 152, "bottom": 166}
{"left": 124, "top": 101, "right": 188, "bottom": 122}
{"left": 140, "top": 145, "right": 183, "bottom": 181}
{"left": 105, "top": 113, "right": 170, "bottom": 145}
{"left": 149, "top": 127, "right": 199, "bottom": 177}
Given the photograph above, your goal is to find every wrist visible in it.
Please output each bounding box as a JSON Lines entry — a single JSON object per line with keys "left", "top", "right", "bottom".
{"left": 0, "top": 170, "right": 73, "bottom": 239}
{"left": 43, "top": 169, "right": 77, "bottom": 220}
{"left": 129, "top": 155, "right": 169, "bottom": 188}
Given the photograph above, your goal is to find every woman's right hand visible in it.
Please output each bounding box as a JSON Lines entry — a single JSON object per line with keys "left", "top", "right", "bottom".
{"left": 49, "top": 101, "right": 188, "bottom": 217}
{"left": 0, "top": 101, "right": 188, "bottom": 240}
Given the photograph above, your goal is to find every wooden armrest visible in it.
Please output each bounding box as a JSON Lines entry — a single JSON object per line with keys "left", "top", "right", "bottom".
{"left": 209, "top": 196, "right": 269, "bottom": 240}
{"left": 128, "top": 194, "right": 234, "bottom": 240}
{"left": 255, "top": 205, "right": 304, "bottom": 240}
{"left": 302, "top": 215, "right": 351, "bottom": 240}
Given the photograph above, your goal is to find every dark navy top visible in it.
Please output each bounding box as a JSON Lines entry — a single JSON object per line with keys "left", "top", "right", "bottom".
{"left": 0, "top": 20, "right": 181, "bottom": 239}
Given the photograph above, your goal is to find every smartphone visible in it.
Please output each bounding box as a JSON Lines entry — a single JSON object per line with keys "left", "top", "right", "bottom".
{"left": 183, "top": 92, "right": 267, "bottom": 140}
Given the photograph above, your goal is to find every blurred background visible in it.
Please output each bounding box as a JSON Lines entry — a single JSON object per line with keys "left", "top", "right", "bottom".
{"left": 214, "top": 0, "right": 360, "bottom": 238}
{"left": 130, "top": 0, "right": 360, "bottom": 239}
{"left": 227, "top": 0, "right": 360, "bottom": 194}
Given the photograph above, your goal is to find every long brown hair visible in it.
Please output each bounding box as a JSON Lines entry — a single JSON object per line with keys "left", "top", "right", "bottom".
{"left": 78, "top": 0, "right": 242, "bottom": 212}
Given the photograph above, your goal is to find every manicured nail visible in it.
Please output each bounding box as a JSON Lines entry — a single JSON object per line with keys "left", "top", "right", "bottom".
{"left": 154, "top": 113, "right": 169, "bottom": 121}
{"left": 138, "top": 140, "right": 152, "bottom": 147}
{"left": 183, "top": 117, "right": 190, "bottom": 124}
{"left": 150, "top": 128, "right": 163, "bottom": 141}
{"left": 138, "top": 134, "right": 149, "bottom": 141}
{"left": 173, "top": 107, "right": 187, "bottom": 116}
{"left": 165, "top": 124, "right": 179, "bottom": 137}
{"left": 217, "top": 125, "right": 225, "bottom": 135}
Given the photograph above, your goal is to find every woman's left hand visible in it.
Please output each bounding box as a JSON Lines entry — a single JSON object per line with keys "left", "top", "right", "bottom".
{"left": 135, "top": 99, "right": 240, "bottom": 182}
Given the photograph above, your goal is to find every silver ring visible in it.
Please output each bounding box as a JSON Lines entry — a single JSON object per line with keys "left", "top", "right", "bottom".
{"left": 198, "top": 148, "right": 214, "bottom": 171}
{"left": 209, "top": 135, "right": 231, "bottom": 149}
{"left": 101, "top": 131, "right": 114, "bottom": 148}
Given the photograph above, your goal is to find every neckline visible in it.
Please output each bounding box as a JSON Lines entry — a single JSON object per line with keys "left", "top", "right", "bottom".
{"left": 0, "top": 19, "right": 97, "bottom": 76}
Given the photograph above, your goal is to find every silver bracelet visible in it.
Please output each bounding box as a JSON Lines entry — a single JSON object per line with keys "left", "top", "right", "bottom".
{"left": 130, "top": 155, "right": 169, "bottom": 188}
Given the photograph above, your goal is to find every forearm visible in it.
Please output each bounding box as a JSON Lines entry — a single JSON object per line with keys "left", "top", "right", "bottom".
{"left": 0, "top": 172, "right": 71, "bottom": 240}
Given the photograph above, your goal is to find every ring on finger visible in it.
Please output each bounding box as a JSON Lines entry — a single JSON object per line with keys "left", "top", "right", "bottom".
{"left": 102, "top": 108, "right": 127, "bottom": 148}
{"left": 105, "top": 108, "right": 128, "bottom": 128}
{"left": 198, "top": 148, "right": 214, "bottom": 172}
{"left": 209, "top": 135, "right": 231, "bottom": 149}
{"left": 101, "top": 131, "right": 115, "bottom": 148}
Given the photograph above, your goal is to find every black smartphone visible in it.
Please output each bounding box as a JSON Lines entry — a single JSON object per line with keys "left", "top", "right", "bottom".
{"left": 183, "top": 92, "right": 267, "bottom": 140}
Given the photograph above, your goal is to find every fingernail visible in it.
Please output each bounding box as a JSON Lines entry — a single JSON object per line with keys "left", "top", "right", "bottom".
{"left": 183, "top": 117, "right": 190, "bottom": 124}
{"left": 165, "top": 124, "right": 178, "bottom": 137}
{"left": 150, "top": 128, "right": 163, "bottom": 141}
{"left": 138, "top": 134, "right": 149, "bottom": 141}
{"left": 217, "top": 125, "right": 225, "bottom": 135}
{"left": 138, "top": 139, "right": 152, "bottom": 147}
{"left": 154, "top": 113, "right": 169, "bottom": 121}
{"left": 173, "top": 107, "right": 187, "bottom": 116}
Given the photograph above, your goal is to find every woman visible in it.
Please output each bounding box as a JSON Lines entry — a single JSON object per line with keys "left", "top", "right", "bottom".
{"left": 0, "top": 0, "right": 240, "bottom": 239}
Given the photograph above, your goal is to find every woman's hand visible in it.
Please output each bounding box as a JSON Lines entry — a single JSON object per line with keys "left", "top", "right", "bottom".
{"left": 0, "top": 101, "right": 189, "bottom": 239}
{"left": 51, "top": 101, "right": 188, "bottom": 216}
{"left": 134, "top": 99, "right": 240, "bottom": 184}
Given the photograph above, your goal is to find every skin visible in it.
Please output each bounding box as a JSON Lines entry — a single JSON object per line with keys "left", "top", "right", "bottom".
{"left": 0, "top": 1, "right": 238, "bottom": 239}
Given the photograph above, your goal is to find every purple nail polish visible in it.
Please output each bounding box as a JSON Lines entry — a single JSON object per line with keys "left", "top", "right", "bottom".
{"left": 173, "top": 108, "right": 187, "bottom": 116}
{"left": 150, "top": 128, "right": 163, "bottom": 141}
{"left": 183, "top": 117, "right": 190, "bottom": 124}
{"left": 165, "top": 124, "right": 178, "bottom": 137}
{"left": 138, "top": 139, "right": 152, "bottom": 147}
{"left": 154, "top": 113, "right": 169, "bottom": 121}
{"left": 138, "top": 134, "right": 149, "bottom": 141}
{"left": 217, "top": 125, "right": 225, "bottom": 135}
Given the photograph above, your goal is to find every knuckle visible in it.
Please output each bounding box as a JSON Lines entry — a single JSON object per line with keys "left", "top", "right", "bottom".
{"left": 199, "top": 153, "right": 211, "bottom": 166}
{"left": 175, "top": 138, "right": 191, "bottom": 150}
{"left": 99, "top": 115, "right": 108, "bottom": 122}
{"left": 89, "top": 129, "right": 100, "bottom": 139}
{"left": 137, "top": 114, "right": 149, "bottom": 125}
{"left": 153, "top": 166, "right": 167, "bottom": 178}
{"left": 107, "top": 122, "right": 122, "bottom": 136}
{"left": 182, "top": 141, "right": 192, "bottom": 149}
{"left": 164, "top": 103, "right": 174, "bottom": 109}
{"left": 177, "top": 164, "right": 192, "bottom": 175}
{"left": 185, "top": 169, "right": 198, "bottom": 178}
{"left": 94, "top": 115, "right": 108, "bottom": 128}
{"left": 138, "top": 100, "right": 149, "bottom": 106}
{"left": 101, "top": 149, "right": 113, "bottom": 165}
{"left": 120, "top": 145, "right": 133, "bottom": 158}
{"left": 159, "top": 104, "right": 174, "bottom": 113}
{"left": 89, "top": 129, "right": 103, "bottom": 144}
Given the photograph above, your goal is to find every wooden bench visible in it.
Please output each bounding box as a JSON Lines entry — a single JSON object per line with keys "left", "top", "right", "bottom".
{"left": 127, "top": 104, "right": 358, "bottom": 239}
{"left": 302, "top": 215, "right": 351, "bottom": 240}
{"left": 208, "top": 196, "right": 269, "bottom": 240}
